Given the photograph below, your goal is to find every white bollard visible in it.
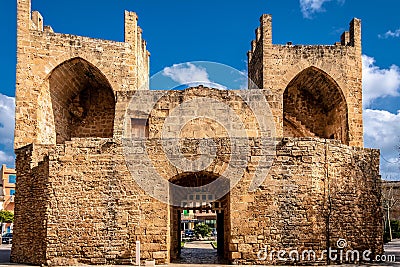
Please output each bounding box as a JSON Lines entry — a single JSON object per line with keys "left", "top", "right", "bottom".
{"left": 136, "top": 240, "right": 141, "bottom": 266}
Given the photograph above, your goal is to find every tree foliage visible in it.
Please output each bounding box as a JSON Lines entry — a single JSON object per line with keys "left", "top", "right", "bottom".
{"left": 194, "top": 223, "right": 211, "bottom": 238}
{"left": 0, "top": 210, "right": 14, "bottom": 223}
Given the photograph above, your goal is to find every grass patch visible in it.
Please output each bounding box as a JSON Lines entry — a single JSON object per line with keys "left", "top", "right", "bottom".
{"left": 211, "top": 241, "right": 217, "bottom": 249}
{"left": 181, "top": 241, "right": 185, "bottom": 248}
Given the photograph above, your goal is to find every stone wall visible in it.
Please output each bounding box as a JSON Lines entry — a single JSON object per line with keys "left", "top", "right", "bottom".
{"left": 229, "top": 138, "right": 382, "bottom": 265}
{"left": 11, "top": 144, "right": 50, "bottom": 265}
{"left": 12, "top": 137, "right": 382, "bottom": 265}
{"left": 12, "top": 139, "right": 170, "bottom": 265}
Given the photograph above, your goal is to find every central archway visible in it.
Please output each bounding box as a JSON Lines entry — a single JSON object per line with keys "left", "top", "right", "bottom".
{"left": 169, "top": 171, "right": 230, "bottom": 264}
{"left": 283, "top": 66, "right": 349, "bottom": 145}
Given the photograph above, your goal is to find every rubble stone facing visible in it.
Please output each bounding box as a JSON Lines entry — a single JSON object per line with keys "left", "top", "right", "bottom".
{"left": 12, "top": 140, "right": 170, "bottom": 265}
{"left": 12, "top": 137, "right": 382, "bottom": 265}
{"left": 229, "top": 138, "right": 382, "bottom": 264}
{"left": 12, "top": 0, "right": 382, "bottom": 265}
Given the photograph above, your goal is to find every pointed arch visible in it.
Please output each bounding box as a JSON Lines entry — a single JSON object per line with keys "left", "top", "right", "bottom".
{"left": 283, "top": 66, "right": 349, "bottom": 145}
{"left": 48, "top": 57, "right": 115, "bottom": 144}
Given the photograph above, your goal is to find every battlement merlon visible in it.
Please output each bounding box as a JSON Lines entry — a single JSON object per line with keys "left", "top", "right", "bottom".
{"left": 124, "top": 11, "right": 150, "bottom": 54}
{"left": 17, "top": 0, "right": 52, "bottom": 34}
{"left": 125, "top": 11, "right": 150, "bottom": 89}
{"left": 17, "top": 0, "right": 30, "bottom": 35}
{"left": 260, "top": 14, "right": 272, "bottom": 46}
{"left": 349, "top": 18, "right": 362, "bottom": 52}
{"left": 340, "top": 19, "right": 361, "bottom": 50}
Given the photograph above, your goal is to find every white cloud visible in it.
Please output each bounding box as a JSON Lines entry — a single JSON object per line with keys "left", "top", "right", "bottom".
{"left": 379, "top": 29, "right": 400, "bottom": 39}
{"left": 163, "top": 63, "right": 209, "bottom": 85}
{"left": 0, "top": 151, "right": 14, "bottom": 165}
{"left": 362, "top": 56, "right": 400, "bottom": 179}
{"left": 364, "top": 109, "right": 400, "bottom": 180}
{"left": 299, "top": 0, "right": 343, "bottom": 18}
{"left": 0, "top": 93, "right": 15, "bottom": 167}
{"left": 162, "top": 63, "right": 227, "bottom": 90}
{"left": 362, "top": 55, "right": 400, "bottom": 108}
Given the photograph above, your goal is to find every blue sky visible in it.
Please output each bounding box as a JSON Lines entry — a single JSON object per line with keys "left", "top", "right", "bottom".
{"left": 0, "top": 0, "right": 399, "bottom": 178}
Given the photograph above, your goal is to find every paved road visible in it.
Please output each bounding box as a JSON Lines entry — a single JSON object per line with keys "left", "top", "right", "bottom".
{"left": 0, "top": 245, "right": 11, "bottom": 265}
{"left": 172, "top": 240, "right": 223, "bottom": 265}
{"left": 1, "top": 240, "right": 400, "bottom": 266}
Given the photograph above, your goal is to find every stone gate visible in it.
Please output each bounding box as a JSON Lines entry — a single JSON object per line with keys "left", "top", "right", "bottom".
{"left": 12, "top": 0, "right": 382, "bottom": 265}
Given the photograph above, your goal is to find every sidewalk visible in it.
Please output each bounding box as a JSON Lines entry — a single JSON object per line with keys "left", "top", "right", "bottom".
{"left": 378, "top": 239, "right": 400, "bottom": 265}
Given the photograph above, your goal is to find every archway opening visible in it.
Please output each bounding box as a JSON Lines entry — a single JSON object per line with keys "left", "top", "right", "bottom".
{"left": 169, "top": 171, "right": 230, "bottom": 264}
{"left": 49, "top": 57, "right": 115, "bottom": 144}
{"left": 283, "top": 66, "right": 349, "bottom": 145}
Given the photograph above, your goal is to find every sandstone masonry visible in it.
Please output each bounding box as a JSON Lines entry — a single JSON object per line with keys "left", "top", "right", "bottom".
{"left": 12, "top": 0, "right": 383, "bottom": 265}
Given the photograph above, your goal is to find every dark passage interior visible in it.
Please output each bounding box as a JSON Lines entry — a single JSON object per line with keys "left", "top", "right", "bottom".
{"left": 169, "top": 172, "right": 230, "bottom": 264}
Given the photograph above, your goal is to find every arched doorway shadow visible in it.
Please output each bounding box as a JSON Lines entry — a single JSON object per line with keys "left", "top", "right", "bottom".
{"left": 169, "top": 171, "right": 230, "bottom": 264}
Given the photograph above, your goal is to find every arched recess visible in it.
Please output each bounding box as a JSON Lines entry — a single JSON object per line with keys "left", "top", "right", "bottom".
{"left": 49, "top": 57, "right": 115, "bottom": 144}
{"left": 283, "top": 66, "right": 349, "bottom": 145}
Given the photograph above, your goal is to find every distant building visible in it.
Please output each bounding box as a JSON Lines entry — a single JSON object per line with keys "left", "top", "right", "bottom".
{"left": 180, "top": 191, "right": 217, "bottom": 231}
{"left": 0, "top": 164, "right": 16, "bottom": 233}
{"left": 181, "top": 210, "right": 216, "bottom": 231}
{"left": 0, "top": 164, "right": 16, "bottom": 211}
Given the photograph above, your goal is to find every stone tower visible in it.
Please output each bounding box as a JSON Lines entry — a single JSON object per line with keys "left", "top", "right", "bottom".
{"left": 248, "top": 15, "right": 363, "bottom": 147}
{"left": 12, "top": 0, "right": 382, "bottom": 265}
{"left": 14, "top": 0, "right": 149, "bottom": 150}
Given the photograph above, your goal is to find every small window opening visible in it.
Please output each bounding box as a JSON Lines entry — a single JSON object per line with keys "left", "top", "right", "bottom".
{"left": 131, "top": 118, "right": 149, "bottom": 138}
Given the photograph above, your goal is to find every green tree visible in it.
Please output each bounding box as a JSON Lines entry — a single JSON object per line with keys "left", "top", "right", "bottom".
{"left": 0, "top": 210, "right": 14, "bottom": 239}
{"left": 194, "top": 223, "right": 212, "bottom": 238}
{"left": 0, "top": 210, "right": 13, "bottom": 224}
